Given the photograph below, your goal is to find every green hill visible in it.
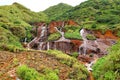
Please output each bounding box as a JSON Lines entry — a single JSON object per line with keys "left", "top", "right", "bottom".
{"left": 43, "top": 3, "right": 72, "bottom": 21}
{"left": 93, "top": 41, "right": 120, "bottom": 80}
{"left": 0, "top": 2, "right": 48, "bottom": 51}
{"left": 57, "top": 0, "right": 120, "bottom": 33}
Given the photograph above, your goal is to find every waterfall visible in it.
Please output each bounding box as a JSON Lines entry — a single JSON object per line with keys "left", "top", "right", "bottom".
{"left": 40, "top": 27, "right": 46, "bottom": 38}
{"left": 38, "top": 42, "right": 44, "bottom": 50}
{"left": 47, "top": 42, "right": 50, "bottom": 50}
{"left": 24, "top": 37, "right": 27, "bottom": 43}
{"left": 79, "top": 29, "right": 87, "bottom": 55}
{"left": 28, "top": 24, "right": 47, "bottom": 50}
{"left": 38, "top": 27, "right": 46, "bottom": 50}
{"left": 55, "top": 27, "right": 65, "bottom": 40}
{"left": 85, "top": 61, "right": 95, "bottom": 71}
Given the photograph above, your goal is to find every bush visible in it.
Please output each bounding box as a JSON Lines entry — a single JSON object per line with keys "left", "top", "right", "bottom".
{"left": 70, "top": 52, "right": 79, "bottom": 58}
{"left": 9, "top": 26, "right": 26, "bottom": 39}
{"left": 64, "top": 25, "right": 82, "bottom": 40}
{"left": 48, "top": 32, "right": 61, "bottom": 41}
{"left": 86, "top": 34, "right": 96, "bottom": 40}
{"left": 45, "top": 50, "right": 88, "bottom": 79}
{"left": 92, "top": 41, "right": 120, "bottom": 80}
{"left": 17, "top": 65, "right": 43, "bottom": 80}
{"left": 17, "top": 65, "right": 59, "bottom": 80}
{"left": 43, "top": 68, "right": 59, "bottom": 80}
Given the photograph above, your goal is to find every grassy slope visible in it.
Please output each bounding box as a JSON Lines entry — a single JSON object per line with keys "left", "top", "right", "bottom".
{"left": 57, "top": 0, "right": 120, "bottom": 33}
{"left": 0, "top": 50, "right": 88, "bottom": 80}
{"left": 43, "top": 3, "right": 72, "bottom": 21}
{"left": 0, "top": 2, "right": 48, "bottom": 51}
{"left": 93, "top": 41, "right": 120, "bottom": 80}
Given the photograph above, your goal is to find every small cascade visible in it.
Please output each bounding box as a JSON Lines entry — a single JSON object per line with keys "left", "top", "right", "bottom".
{"left": 24, "top": 37, "right": 27, "bottom": 43}
{"left": 55, "top": 27, "right": 65, "bottom": 40}
{"left": 47, "top": 42, "right": 50, "bottom": 50}
{"left": 38, "top": 42, "right": 44, "bottom": 50}
{"left": 79, "top": 28, "right": 88, "bottom": 55}
{"left": 40, "top": 27, "right": 46, "bottom": 38}
{"left": 38, "top": 26, "right": 47, "bottom": 50}
{"left": 54, "top": 21, "right": 71, "bottom": 42}
{"left": 85, "top": 61, "right": 94, "bottom": 71}
{"left": 28, "top": 24, "right": 47, "bottom": 50}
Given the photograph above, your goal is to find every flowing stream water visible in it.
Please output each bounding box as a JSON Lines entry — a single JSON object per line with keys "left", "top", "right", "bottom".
{"left": 79, "top": 28, "right": 87, "bottom": 55}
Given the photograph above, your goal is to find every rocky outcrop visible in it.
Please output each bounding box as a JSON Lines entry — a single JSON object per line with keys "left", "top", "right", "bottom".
{"left": 27, "top": 21, "right": 118, "bottom": 63}
{"left": 48, "top": 20, "right": 78, "bottom": 34}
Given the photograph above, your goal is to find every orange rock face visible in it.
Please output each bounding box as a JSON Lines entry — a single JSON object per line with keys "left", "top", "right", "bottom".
{"left": 104, "top": 30, "right": 118, "bottom": 39}
{"left": 48, "top": 20, "right": 78, "bottom": 33}
{"left": 71, "top": 40, "right": 83, "bottom": 51}
{"left": 94, "top": 30, "right": 118, "bottom": 39}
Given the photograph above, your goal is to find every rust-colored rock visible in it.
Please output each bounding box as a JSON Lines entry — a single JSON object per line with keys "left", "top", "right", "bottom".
{"left": 93, "top": 30, "right": 118, "bottom": 39}
{"left": 71, "top": 40, "right": 83, "bottom": 51}
{"left": 48, "top": 20, "right": 78, "bottom": 34}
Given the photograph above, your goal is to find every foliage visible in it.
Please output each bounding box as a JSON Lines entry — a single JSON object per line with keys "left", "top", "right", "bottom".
{"left": 48, "top": 32, "right": 61, "bottom": 41}
{"left": 0, "top": 2, "right": 48, "bottom": 51}
{"left": 45, "top": 50, "right": 88, "bottom": 79}
{"left": 56, "top": 0, "right": 120, "bottom": 33}
{"left": 70, "top": 52, "right": 79, "bottom": 58}
{"left": 17, "top": 65, "right": 59, "bottom": 80}
{"left": 93, "top": 41, "right": 120, "bottom": 80}
{"left": 86, "top": 34, "right": 96, "bottom": 40}
{"left": 64, "top": 25, "right": 82, "bottom": 40}
{"left": 43, "top": 3, "right": 72, "bottom": 21}
{"left": 9, "top": 26, "right": 26, "bottom": 39}
{"left": 0, "top": 27, "right": 23, "bottom": 52}
{"left": 17, "top": 65, "right": 43, "bottom": 80}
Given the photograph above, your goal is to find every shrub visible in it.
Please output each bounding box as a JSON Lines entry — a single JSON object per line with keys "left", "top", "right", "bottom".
{"left": 64, "top": 25, "right": 82, "bottom": 40}
{"left": 45, "top": 50, "right": 88, "bottom": 79}
{"left": 70, "top": 52, "right": 79, "bottom": 58}
{"left": 86, "top": 34, "right": 96, "bottom": 40}
{"left": 17, "top": 65, "right": 43, "bottom": 80}
{"left": 48, "top": 32, "right": 61, "bottom": 41}
{"left": 92, "top": 41, "right": 120, "bottom": 80}
{"left": 9, "top": 26, "right": 26, "bottom": 39}
{"left": 43, "top": 68, "right": 59, "bottom": 80}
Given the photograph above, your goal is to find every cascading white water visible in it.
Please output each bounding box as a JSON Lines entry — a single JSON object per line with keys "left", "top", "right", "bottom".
{"left": 27, "top": 25, "right": 47, "bottom": 50}
{"left": 47, "top": 42, "right": 50, "bottom": 50}
{"left": 85, "top": 60, "right": 95, "bottom": 71}
{"left": 55, "top": 27, "right": 65, "bottom": 40}
{"left": 38, "top": 42, "right": 44, "bottom": 50}
{"left": 39, "top": 27, "right": 46, "bottom": 50}
{"left": 40, "top": 27, "right": 46, "bottom": 38}
{"left": 79, "top": 28, "right": 87, "bottom": 55}
{"left": 24, "top": 37, "right": 27, "bottom": 43}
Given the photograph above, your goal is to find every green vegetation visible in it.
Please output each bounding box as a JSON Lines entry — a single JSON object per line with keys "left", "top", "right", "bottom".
{"left": 64, "top": 25, "right": 82, "bottom": 40}
{"left": 17, "top": 65, "right": 44, "bottom": 80}
{"left": 56, "top": 0, "right": 120, "bottom": 33}
{"left": 70, "top": 52, "right": 79, "bottom": 58}
{"left": 48, "top": 32, "right": 61, "bottom": 41}
{"left": 86, "top": 34, "right": 96, "bottom": 40}
{"left": 45, "top": 50, "right": 88, "bottom": 79}
{"left": 0, "top": 2, "right": 48, "bottom": 51}
{"left": 17, "top": 65, "right": 59, "bottom": 80}
{"left": 93, "top": 41, "right": 120, "bottom": 80}
{"left": 43, "top": 3, "right": 72, "bottom": 21}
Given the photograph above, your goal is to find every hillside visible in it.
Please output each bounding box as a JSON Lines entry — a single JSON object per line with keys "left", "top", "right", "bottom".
{"left": 57, "top": 0, "right": 120, "bottom": 35}
{"left": 0, "top": 50, "right": 88, "bottom": 80}
{"left": 0, "top": 2, "right": 48, "bottom": 51}
{"left": 43, "top": 3, "right": 72, "bottom": 21}
{"left": 0, "top": 0, "right": 120, "bottom": 80}
{"left": 93, "top": 41, "right": 120, "bottom": 80}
